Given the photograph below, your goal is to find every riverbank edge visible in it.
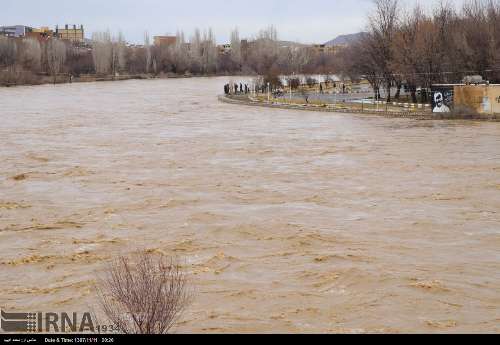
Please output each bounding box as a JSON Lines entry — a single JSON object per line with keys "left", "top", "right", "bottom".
{"left": 0, "top": 72, "right": 249, "bottom": 88}
{"left": 218, "top": 94, "right": 500, "bottom": 122}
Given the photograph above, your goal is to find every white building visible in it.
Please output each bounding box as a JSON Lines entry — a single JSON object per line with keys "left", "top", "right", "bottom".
{"left": 0, "top": 25, "right": 32, "bottom": 38}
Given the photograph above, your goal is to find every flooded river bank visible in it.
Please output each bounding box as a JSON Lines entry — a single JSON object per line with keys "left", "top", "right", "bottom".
{"left": 0, "top": 77, "right": 499, "bottom": 333}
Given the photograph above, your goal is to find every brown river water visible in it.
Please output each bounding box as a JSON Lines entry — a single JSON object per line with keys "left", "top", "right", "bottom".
{"left": 0, "top": 77, "right": 499, "bottom": 333}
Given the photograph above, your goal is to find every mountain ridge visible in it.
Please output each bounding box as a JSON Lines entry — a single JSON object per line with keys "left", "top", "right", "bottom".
{"left": 324, "top": 32, "right": 367, "bottom": 46}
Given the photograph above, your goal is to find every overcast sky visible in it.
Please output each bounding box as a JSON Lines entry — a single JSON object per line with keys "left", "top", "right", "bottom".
{"left": 1, "top": 0, "right": 465, "bottom": 44}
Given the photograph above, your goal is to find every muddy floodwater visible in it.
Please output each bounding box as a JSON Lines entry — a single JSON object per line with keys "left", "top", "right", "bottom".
{"left": 0, "top": 78, "right": 499, "bottom": 333}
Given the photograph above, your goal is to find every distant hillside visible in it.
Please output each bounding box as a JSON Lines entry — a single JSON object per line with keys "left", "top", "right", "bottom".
{"left": 277, "top": 40, "right": 308, "bottom": 48}
{"left": 325, "top": 32, "right": 367, "bottom": 46}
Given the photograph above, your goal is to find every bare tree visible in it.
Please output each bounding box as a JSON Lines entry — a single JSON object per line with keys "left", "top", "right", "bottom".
{"left": 246, "top": 26, "right": 280, "bottom": 76}
{"left": 202, "top": 28, "right": 218, "bottom": 74}
{"left": 144, "top": 31, "right": 152, "bottom": 74}
{"left": 186, "top": 28, "right": 218, "bottom": 74}
{"left": 66, "top": 44, "right": 94, "bottom": 76}
{"left": 91, "top": 30, "right": 127, "bottom": 77}
{"left": 0, "top": 36, "right": 19, "bottom": 85}
{"left": 488, "top": 0, "right": 500, "bottom": 82}
{"left": 288, "top": 46, "right": 310, "bottom": 74}
{"left": 0, "top": 36, "right": 17, "bottom": 67}
{"left": 172, "top": 30, "right": 189, "bottom": 74}
{"left": 457, "top": 0, "right": 497, "bottom": 79}
{"left": 97, "top": 251, "right": 191, "bottom": 335}
{"left": 21, "top": 38, "right": 42, "bottom": 72}
{"left": 46, "top": 39, "right": 67, "bottom": 84}
{"left": 92, "top": 31, "right": 113, "bottom": 75}
{"left": 368, "top": 0, "right": 400, "bottom": 102}
{"left": 189, "top": 28, "right": 203, "bottom": 73}
{"left": 340, "top": 38, "right": 383, "bottom": 99}
{"left": 392, "top": 6, "right": 426, "bottom": 102}
{"left": 114, "top": 31, "right": 127, "bottom": 74}
{"left": 230, "top": 27, "right": 242, "bottom": 69}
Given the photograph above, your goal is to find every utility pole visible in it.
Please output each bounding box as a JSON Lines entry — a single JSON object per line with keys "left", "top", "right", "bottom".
{"left": 267, "top": 82, "right": 270, "bottom": 102}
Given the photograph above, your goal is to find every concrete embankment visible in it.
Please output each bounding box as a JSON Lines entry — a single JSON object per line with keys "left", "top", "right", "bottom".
{"left": 218, "top": 95, "right": 500, "bottom": 121}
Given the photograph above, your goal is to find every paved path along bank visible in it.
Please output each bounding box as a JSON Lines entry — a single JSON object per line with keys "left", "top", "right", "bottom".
{"left": 219, "top": 94, "right": 500, "bottom": 122}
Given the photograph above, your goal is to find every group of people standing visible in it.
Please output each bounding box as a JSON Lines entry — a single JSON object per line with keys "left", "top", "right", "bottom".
{"left": 224, "top": 83, "right": 250, "bottom": 95}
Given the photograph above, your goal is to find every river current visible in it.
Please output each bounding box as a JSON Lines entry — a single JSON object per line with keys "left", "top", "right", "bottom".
{"left": 0, "top": 77, "right": 499, "bottom": 333}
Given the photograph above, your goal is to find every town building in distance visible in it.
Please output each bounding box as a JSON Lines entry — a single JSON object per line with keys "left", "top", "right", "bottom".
{"left": 153, "top": 35, "right": 177, "bottom": 47}
{"left": 55, "top": 24, "right": 85, "bottom": 43}
{"left": 26, "top": 27, "right": 55, "bottom": 41}
{"left": 1, "top": 24, "right": 85, "bottom": 43}
{"left": 0, "top": 25, "right": 32, "bottom": 38}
